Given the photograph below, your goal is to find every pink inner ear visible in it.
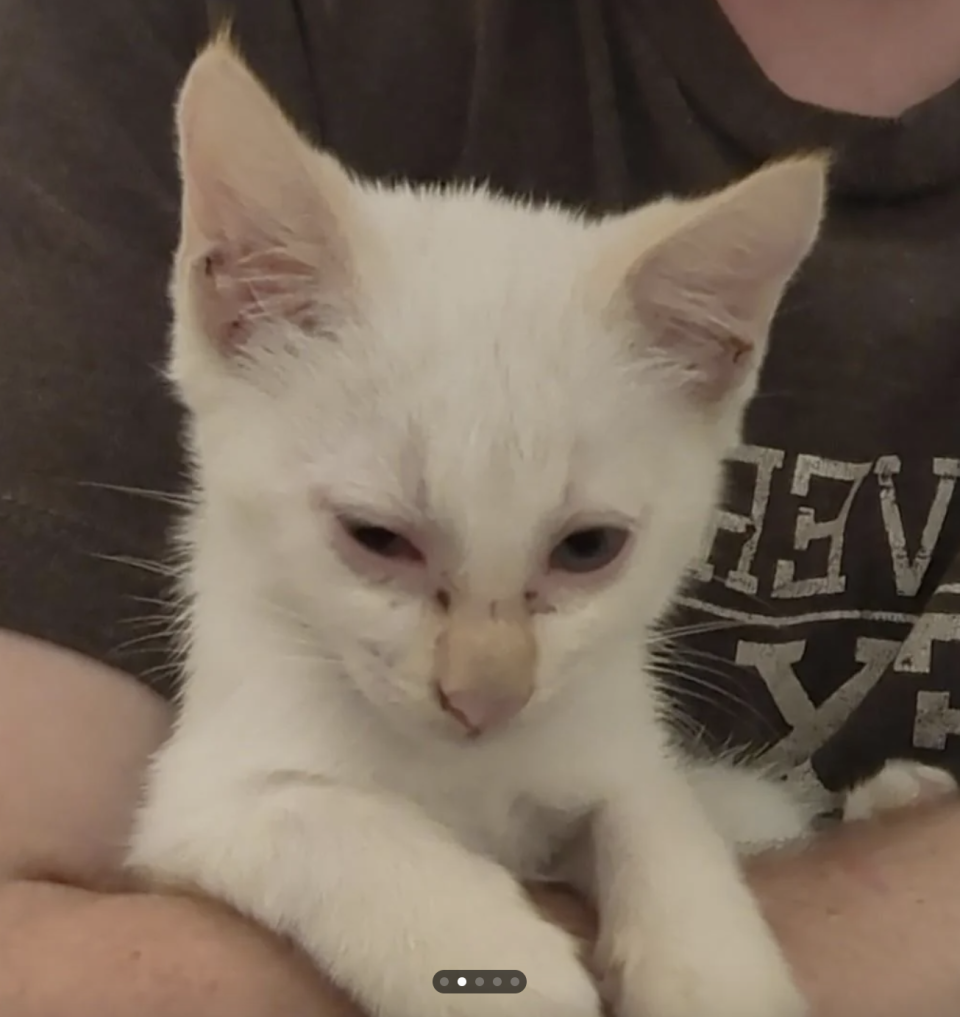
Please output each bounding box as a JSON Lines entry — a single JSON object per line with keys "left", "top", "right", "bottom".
{"left": 627, "top": 247, "right": 765, "bottom": 404}
{"left": 174, "top": 44, "right": 358, "bottom": 355}
{"left": 647, "top": 302, "right": 757, "bottom": 403}
{"left": 189, "top": 236, "right": 327, "bottom": 353}
{"left": 614, "top": 158, "right": 825, "bottom": 407}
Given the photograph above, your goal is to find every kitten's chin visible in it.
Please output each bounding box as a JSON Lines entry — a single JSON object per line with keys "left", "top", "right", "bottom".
{"left": 357, "top": 683, "right": 537, "bottom": 747}
{"left": 343, "top": 675, "right": 469, "bottom": 744}
{"left": 427, "top": 713, "right": 534, "bottom": 747}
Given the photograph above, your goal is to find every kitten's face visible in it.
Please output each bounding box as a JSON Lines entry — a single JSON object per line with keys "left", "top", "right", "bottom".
{"left": 209, "top": 216, "right": 727, "bottom": 737}
{"left": 170, "top": 43, "right": 824, "bottom": 739}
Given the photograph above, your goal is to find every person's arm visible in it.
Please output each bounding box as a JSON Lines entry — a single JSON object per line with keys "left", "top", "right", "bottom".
{"left": 0, "top": 631, "right": 357, "bottom": 1017}
{"left": 748, "top": 799, "right": 960, "bottom": 1017}
{"left": 0, "top": 880, "right": 355, "bottom": 1017}
{"left": 8, "top": 630, "right": 960, "bottom": 1017}
{"left": 529, "top": 801, "right": 960, "bottom": 1017}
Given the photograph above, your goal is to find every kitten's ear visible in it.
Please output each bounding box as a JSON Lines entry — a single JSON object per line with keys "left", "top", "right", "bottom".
{"left": 608, "top": 157, "right": 826, "bottom": 407}
{"left": 175, "top": 36, "right": 356, "bottom": 352}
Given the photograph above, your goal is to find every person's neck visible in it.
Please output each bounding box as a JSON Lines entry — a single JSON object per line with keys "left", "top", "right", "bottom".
{"left": 716, "top": 0, "right": 960, "bottom": 116}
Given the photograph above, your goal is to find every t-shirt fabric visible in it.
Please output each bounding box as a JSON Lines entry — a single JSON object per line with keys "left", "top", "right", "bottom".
{"left": 1, "top": 0, "right": 959, "bottom": 795}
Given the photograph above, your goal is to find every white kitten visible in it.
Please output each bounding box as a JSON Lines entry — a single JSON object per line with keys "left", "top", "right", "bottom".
{"left": 127, "top": 40, "right": 952, "bottom": 1017}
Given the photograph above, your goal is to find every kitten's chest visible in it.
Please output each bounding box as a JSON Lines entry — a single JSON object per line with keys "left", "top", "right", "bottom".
{"left": 365, "top": 738, "right": 596, "bottom": 878}
{"left": 428, "top": 781, "right": 577, "bottom": 878}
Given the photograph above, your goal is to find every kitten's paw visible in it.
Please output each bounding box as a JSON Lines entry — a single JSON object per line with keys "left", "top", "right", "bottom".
{"left": 464, "top": 919, "right": 602, "bottom": 1017}
{"left": 843, "top": 759, "right": 957, "bottom": 823}
{"left": 598, "top": 916, "right": 805, "bottom": 1017}
{"left": 379, "top": 908, "right": 602, "bottom": 1017}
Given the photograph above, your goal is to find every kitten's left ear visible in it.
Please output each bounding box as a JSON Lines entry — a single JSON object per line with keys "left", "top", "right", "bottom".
{"left": 174, "top": 36, "right": 358, "bottom": 353}
{"left": 607, "top": 156, "right": 826, "bottom": 408}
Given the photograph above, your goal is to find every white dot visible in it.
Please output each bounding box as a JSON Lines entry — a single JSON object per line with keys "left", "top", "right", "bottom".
{"left": 457, "top": 977, "right": 467, "bottom": 986}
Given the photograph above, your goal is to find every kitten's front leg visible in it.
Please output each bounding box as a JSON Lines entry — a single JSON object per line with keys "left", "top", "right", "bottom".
{"left": 591, "top": 755, "right": 806, "bottom": 1017}
{"left": 128, "top": 762, "right": 601, "bottom": 1017}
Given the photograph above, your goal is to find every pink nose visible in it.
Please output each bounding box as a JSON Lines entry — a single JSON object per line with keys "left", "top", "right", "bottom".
{"left": 437, "top": 686, "right": 531, "bottom": 735}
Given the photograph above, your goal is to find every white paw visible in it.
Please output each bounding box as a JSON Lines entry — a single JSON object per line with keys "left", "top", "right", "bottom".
{"left": 843, "top": 759, "right": 958, "bottom": 823}
{"left": 398, "top": 910, "right": 603, "bottom": 1017}
{"left": 599, "top": 914, "right": 806, "bottom": 1017}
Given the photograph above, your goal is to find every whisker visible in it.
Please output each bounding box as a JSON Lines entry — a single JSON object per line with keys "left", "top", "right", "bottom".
{"left": 76, "top": 480, "right": 192, "bottom": 509}
{"left": 649, "top": 617, "right": 744, "bottom": 642}
{"left": 92, "top": 552, "right": 179, "bottom": 579}
{"left": 652, "top": 661, "right": 777, "bottom": 738}
{"left": 654, "top": 653, "right": 744, "bottom": 688}
{"left": 136, "top": 659, "right": 184, "bottom": 684}
{"left": 651, "top": 646, "right": 755, "bottom": 694}
{"left": 126, "top": 594, "right": 184, "bottom": 611}
{"left": 662, "top": 683, "right": 778, "bottom": 740}
{"left": 113, "top": 629, "right": 182, "bottom": 654}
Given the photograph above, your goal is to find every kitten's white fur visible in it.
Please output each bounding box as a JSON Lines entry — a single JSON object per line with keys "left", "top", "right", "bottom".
{"left": 128, "top": 40, "right": 955, "bottom": 1017}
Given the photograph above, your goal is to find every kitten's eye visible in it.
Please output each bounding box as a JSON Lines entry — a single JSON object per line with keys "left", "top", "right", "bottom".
{"left": 548, "top": 527, "right": 629, "bottom": 574}
{"left": 340, "top": 519, "right": 424, "bottom": 563}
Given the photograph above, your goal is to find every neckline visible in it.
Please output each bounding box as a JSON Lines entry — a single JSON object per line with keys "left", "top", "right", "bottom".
{"left": 630, "top": 0, "right": 960, "bottom": 197}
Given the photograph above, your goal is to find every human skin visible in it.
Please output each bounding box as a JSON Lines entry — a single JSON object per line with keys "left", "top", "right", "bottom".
{"left": 717, "top": 0, "right": 960, "bottom": 116}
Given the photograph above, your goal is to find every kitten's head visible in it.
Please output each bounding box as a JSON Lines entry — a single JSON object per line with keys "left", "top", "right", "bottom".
{"left": 170, "top": 40, "right": 825, "bottom": 740}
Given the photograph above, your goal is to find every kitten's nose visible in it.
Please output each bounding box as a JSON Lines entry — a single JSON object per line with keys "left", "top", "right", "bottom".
{"left": 433, "top": 601, "right": 537, "bottom": 736}
{"left": 437, "top": 685, "right": 532, "bottom": 735}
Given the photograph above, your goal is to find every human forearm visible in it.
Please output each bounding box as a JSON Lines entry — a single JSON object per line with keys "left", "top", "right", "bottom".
{"left": 748, "top": 798, "right": 960, "bottom": 1017}
{"left": 530, "top": 798, "right": 960, "bottom": 1017}
{"left": 13, "top": 801, "right": 957, "bottom": 1017}
{"left": 0, "top": 632, "right": 171, "bottom": 884}
{"left": 0, "top": 879, "right": 359, "bottom": 1017}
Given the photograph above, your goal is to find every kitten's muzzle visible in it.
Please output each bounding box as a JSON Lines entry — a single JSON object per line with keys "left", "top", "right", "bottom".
{"left": 432, "top": 604, "right": 536, "bottom": 736}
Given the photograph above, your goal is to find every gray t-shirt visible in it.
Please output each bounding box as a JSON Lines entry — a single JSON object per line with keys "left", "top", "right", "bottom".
{"left": 1, "top": 0, "right": 959, "bottom": 793}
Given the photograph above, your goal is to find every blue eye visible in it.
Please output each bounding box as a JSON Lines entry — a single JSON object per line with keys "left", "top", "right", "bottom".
{"left": 548, "top": 527, "right": 629, "bottom": 574}
{"left": 341, "top": 519, "right": 424, "bottom": 563}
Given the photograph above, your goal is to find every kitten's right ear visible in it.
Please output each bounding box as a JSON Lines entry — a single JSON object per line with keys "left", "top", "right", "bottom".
{"left": 175, "top": 36, "right": 356, "bottom": 353}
